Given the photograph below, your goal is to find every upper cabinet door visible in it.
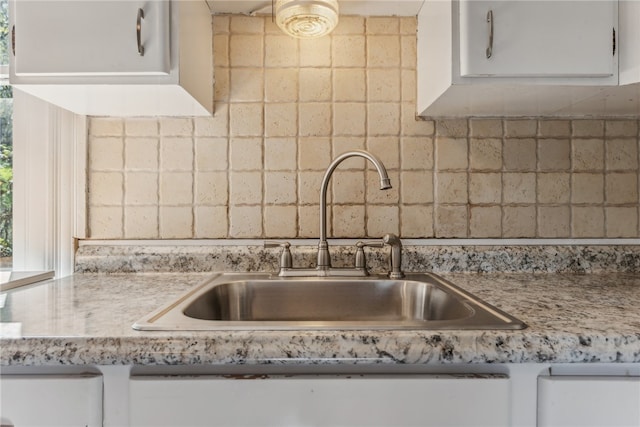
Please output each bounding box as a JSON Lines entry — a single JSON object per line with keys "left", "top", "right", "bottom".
{"left": 13, "top": 1, "right": 170, "bottom": 76}
{"left": 459, "top": 0, "right": 616, "bottom": 77}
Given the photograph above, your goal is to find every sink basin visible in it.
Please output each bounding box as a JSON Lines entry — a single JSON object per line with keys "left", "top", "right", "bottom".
{"left": 133, "top": 273, "right": 526, "bottom": 331}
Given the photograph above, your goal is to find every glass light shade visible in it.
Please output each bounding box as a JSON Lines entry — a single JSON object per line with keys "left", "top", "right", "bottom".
{"left": 275, "top": 0, "right": 339, "bottom": 39}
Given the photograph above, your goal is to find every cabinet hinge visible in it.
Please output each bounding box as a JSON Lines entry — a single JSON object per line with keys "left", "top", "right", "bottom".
{"left": 11, "top": 25, "right": 15, "bottom": 56}
{"left": 613, "top": 27, "right": 616, "bottom": 56}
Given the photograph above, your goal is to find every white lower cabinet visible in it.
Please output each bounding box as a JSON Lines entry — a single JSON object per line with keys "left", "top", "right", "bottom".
{"left": 0, "top": 374, "right": 103, "bottom": 427}
{"left": 538, "top": 376, "right": 640, "bottom": 427}
{"left": 129, "top": 374, "right": 510, "bottom": 426}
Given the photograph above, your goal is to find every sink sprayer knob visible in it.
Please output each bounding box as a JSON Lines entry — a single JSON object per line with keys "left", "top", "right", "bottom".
{"left": 264, "top": 241, "right": 293, "bottom": 269}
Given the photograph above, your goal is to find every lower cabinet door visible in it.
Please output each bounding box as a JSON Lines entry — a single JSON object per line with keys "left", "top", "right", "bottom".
{"left": 130, "top": 374, "right": 509, "bottom": 426}
{"left": 0, "top": 374, "right": 103, "bottom": 427}
{"left": 538, "top": 376, "right": 640, "bottom": 427}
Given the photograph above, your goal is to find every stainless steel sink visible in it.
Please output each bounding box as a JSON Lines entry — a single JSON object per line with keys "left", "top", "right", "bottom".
{"left": 133, "top": 273, "right": 526, "bottom": 331}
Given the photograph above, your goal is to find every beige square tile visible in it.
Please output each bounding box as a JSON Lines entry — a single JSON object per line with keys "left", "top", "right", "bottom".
{"left": 89, "top": 118, "right": 123, "bottom": 137}
{"left": 537, "top": 173, "right": 570, "bottom": 204}
{"left": 435, "top": 138, "right": 468, "bottom": 170}
{"left": 332, "top": 171, "right": 366, "bottom": 203}
{"left": 213, "top": 15, "right": 230, "bottom": 33}
{"left": 400, "top": 205, "right": 433, "bottom": 238}
{"left": 367, "top": 137, "right": 400, "bottom": 169}
{"left": 368, "top": 103, "right": 401, "bottom": 136}
{"left": 125, "top": 172, "right": 158, "bottom": 205}
{"left": 159, "top": 206, "right": 193, "bottom": 238}
{"left": 605, "top": 173, "right": 638, "bottom": 204}
{"left": 333, "top": 205, "right": 366, "bottom": 237}
{"left": 469, "top": 206, "right": 501, "bottom": 238}
{"left": 469, "top": 173, "right": 501, "bottom": 204}
{"left": 333, "top": 16, "right": 365, "bottom": 34}
{"left": 229, "top": 103, "right": 263, "bottom": 136}
{"left": 125, "top": 138, "right": 159, "bottom": 171}
{"left": 124, "top": 206, "right": 158, "bottom": 239}
{"left": 435, "top": 172, "right": 467, "bottom": 204}
{"left": 469, "top": 138, "right": 502, "bottom": 171}
{"left": 503, "top": 206, "right": 536, "bottom": 238}
{"left": 265, "top": 68, "right": 298, "bottom": 102}
{"left": 230, "top": 171, "right": 262, "bottom": 204}
{"left": 214, "top": 68, "right": 230, "bottom": 102}
{"left": 368, "top": 69, "right": 400, "bottom": 102}
{"left": 436, "top": 119, "right": 468, "bottom": 138}
{"left": 367, "top": 170, "right": 400, "bottom": 204}
{"left": 434, "top": 205, "right": 467, "bottom": 238}
{"left": 229, "top": 34, "right": 263, "bottom": 67}
{"left": 125, "top": 119, "right": 158, "bottom": 137}
{"left": 503, "top": 139, "right": 536, "bottom": 171}
{"left": 90, "top": 137, "right": 123, "bottom": 171}
{"left": 195, "top": 137, "right": 228, "bottom": 171}
{"left": 299, "top": 37, "right": 331, "bottom": 67}
{"left": 401, "top": 137, "right": 433, "bottom": 170}
{"left": 401, "top": 104, "right": 435, "bottom": 137}
{"left": 159, "top": 172, "right": 193, "bottom": 205}
{"left": 332, "top": 35, "right": 366, "bottom": 67}
{"left": 298, "top": 205, "right": 321, "bottom": 237}
{"left": 367, "top": 205, "right": 400, "bottom": 237}
{"left": 537, "top": 206, "right": 570, "bottom": 238}
{"left": 89, "top": 206, "right": 123, "bottom": 238}
{"left": 333, "top": 103, "right": 366, "bottom": 136}
{"left": 333, "top": 137, "right": 366, "bottom": 168}
{"left": 333, "top": 69, "right": 366, "bottom": 102}
{"left": 572, "top": 139, "right": 604, "bottom": 171}
{"left": 606, "top": 139, "right": 638, "bottom": 171}
{"left": 299, "top": 137, "right": 331, "bottom": 171}
{"left": 264, "top": 206, "right": 297, "bottom": 237}
{"left": 90, "top": 172, "right": 123, "bottom": 205}
{"left": 572, "top": 173, "right": 604, "bottom": 204}
{"left": 160, "top": 118, "right": 193, "bottom": 137}
{"left": 299, "top": 68, "right": 332, "bottom": 102}
{"left": 265, "top": 103, "right": 297, "bottom": 137}
{"left": 400, "top": 17, "right": 417, "bottom": 35}
{"left": 504, "top": 120, "right": 537, "bottom": 138}
{"left": 194, "top": 171, "right": 228, "bottom": 205}
{"left": 265, "top": 137, "right": 297, "bottom": 171}
{"left": 230, "top": 15, "right": 263, "bottom": 33}
{"left": 265, "top": 35, "right": 298, "bottom": 67}
{"left": 401, "top": 69, "right": 416, "bottom": 103}
{"left": 229, "top": 138, "right": 262, "bottom": 172}
{"left": 606, "top": 207, "right": 638, "bottom": 237}
{"left": 160, "top": 137, "right": 193, "bottom": 171}
{"left": 572, "top": 120, "right": 604, "bottom": 138}
{"left": 469, "top": 119, "right": 502, "bottom": 138}
{"left": 229, "top": 206, "right": 262, "bottom": 238}
{"left": 503, "top": 173, "right": 536, "bottom": 204}
{"left": 194, "top": 104, "right": 229, "bottom": 137}
{"left": 538, "top": 120, "right": 571, "bottom": 138}
{"left": 194, "top": 206, "right": 228, "bottom": 238}
{"left": 538, "top": 139, "right": 570, "bottom": 171}
{"left": 366, "top": 17, "right": 399, "bottom": 34}
{"left": 264, "top": 17, "right": 280, "bottom": 33}
{"left": 572, "top": 206, "right": 604, "bottom": 238}
{"left": 400, "top": 171, "right": 432, "bottom": 203}
{"left": 229, "top": 68, "right": 263, "bottom": 102}
{"left": 298, "top": 171, "right": 325, "bottom": 204}
{"left": 213, "top": 34, "right": 229, "bottom": 68}
{"left": 605, "top": 120, "right": 638, "bottom": 137}
{"left": 367, "top": 35, "right": 400, "bottom": 67}
{"left": 401, "top": 35, "right": 416, "bottom": 69}
{"left": 299, "top": 103, "right": 331, "bottom": 137}
{"left": 265, "top": 172, "right": 297, "bottom": 204}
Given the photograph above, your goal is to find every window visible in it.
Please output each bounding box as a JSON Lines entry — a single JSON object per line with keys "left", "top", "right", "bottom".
{"left": 0, "top": 0, "right": 11, "bottom": 269}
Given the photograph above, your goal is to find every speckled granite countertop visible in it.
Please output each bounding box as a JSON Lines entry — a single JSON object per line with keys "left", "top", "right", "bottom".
{"left": 1, "top": 272, "right": 639, "bottom": 366}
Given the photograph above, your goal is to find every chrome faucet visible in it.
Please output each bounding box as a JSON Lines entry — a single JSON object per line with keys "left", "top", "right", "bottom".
{"left": 317, "top": 150, "right": 391, "bottom": 271}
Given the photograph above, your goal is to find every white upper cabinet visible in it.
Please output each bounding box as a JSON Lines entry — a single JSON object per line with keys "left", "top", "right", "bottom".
{"left": 14, "top": 1, "right": 170, "bottom": 77}
{"left": 459, "top": 1, "right": 615, "bottom": 78}
{"left": 9, "top": 0, "right": 213, "bottom": 116}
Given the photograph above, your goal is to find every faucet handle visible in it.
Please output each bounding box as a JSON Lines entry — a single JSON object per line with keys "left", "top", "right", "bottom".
{"left": 264, "top": 241, "right": 292, "bottom": 269}
{"left": 355, "top": 240, "right": 384, "bottom": 270}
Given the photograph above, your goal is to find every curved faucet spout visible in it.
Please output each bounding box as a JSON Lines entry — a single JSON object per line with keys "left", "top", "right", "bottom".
{"left": 317, "top": 150, "right": 392, "bottom": 269}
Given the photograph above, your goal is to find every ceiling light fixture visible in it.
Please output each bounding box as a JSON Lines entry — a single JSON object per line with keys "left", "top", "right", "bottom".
{"left": 275, "top": 0, "right": 339, "bottom": 39}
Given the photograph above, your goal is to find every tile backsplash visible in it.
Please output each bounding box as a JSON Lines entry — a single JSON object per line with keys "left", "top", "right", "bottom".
{"left": 87, "top": 16, "right": 640, "bottom": 240}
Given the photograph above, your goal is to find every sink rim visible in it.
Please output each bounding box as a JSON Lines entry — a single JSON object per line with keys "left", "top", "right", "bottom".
{"left": 132, "top": 272, "right": 527, "bottom": 331}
